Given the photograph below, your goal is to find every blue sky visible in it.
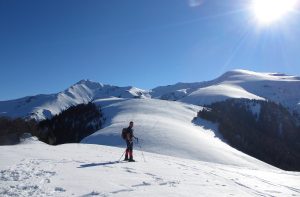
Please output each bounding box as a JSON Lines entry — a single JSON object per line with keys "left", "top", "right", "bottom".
{"left": 1, "top": 0, "right": 300, "bottom": 100}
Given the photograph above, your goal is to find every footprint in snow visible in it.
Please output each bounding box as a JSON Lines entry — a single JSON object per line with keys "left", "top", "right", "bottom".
{"left": 122, "top": 167, "right": 138, "bottom": 174}
{"left": 144, "top": 173, "right": 180, "bottom": 187}
{"left": 144, "top": 173, "right": 163, "bottom": 182}
{"left": 110, "top": 188, "right": 134, "bottom": 194}
{"left": 54, "top": 187, "right": 66, "bottom": 192}
{"left": 132, "top": 181, "right": 152, "bottom": 187}
{"left": 80, "top": 191, "right": 108, "bottom": 197}
{"left": 159, "top": 181, "right": 180, "bottom": 187}
{"left": 264, "top": 190, "right": 281, "bottom": 194}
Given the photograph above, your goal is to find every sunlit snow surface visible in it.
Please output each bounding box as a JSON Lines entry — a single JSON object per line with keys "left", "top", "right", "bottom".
{"left": 0, "top": 141, "right": 299, "bottom": 197}
{"left": 82, "top": 98, "right": 271, "bottom": 169}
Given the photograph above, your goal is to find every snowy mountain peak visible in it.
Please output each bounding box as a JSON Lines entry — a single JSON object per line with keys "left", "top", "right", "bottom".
{"left": 150, "top": 69, "right": 300, "bottom": 112}
{"left": 73, "top": 79, "right": 104, "bottom": 89}
{"left": 0, "top": 79, "right": 151, "bottom": 120}
{"left": 218, "top": 69, "right": 300, "bottom": 82}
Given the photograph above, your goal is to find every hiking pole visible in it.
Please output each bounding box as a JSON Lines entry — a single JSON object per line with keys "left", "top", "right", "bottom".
{"left": 136, "top": 138, "right": 146, "bottom": 162}
{"left": 118, "top": 150, "right": 126, "bottom": 162}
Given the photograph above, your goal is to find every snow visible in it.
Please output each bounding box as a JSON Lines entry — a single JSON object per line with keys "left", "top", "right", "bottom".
{"left": 248, "top": 101, "right": 262, "bottom": 120}
{"left": 160, "top": 89, "right": 189, "bottom": 101}
{"left": 1, "top": 70, "right": 300, "bottom": 196}
{"left": 150, "top": 82, "right": 204, "bottom": 99}
{"left": 82, "top": 98, "right": 272, "bottom": 169}
{"left": 151, "top": 69, "right": 300, "bottom": 113}
{"left": 0, "top": 142, "right": 299, "bottom": 197}
{"left": 180, "top": 83, "right": 265, "bottom": 106}
{"left": 0, "top": 80, "right": 150, "bottom": 120}
{"left": 192, "top": 117, "right": 223, "bottom": 140}
{"left": 1, "top": 69, "right": 300, "bottom": 120}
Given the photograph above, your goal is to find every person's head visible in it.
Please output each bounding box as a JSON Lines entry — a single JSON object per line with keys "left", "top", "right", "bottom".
{"left": 129, "top": 121, "right": 134, "bottom": 128}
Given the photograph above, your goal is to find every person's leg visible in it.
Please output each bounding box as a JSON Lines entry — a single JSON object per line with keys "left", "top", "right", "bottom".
{"left": 128, "top": 141, "right": 135, "bottom": 161}
{"left": 124, "top": 140, "right": 130, "bottom": 160}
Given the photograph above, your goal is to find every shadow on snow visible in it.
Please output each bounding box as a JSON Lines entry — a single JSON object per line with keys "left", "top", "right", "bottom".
{"left": 77, "top": 161, "right": 123, "bottom": 168}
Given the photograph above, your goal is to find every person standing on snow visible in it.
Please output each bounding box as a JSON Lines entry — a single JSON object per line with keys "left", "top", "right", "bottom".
{"left": 122, "top": 121, "right": 137, "bottom": 162}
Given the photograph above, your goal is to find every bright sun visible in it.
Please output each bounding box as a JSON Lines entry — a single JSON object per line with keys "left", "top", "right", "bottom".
{"left": 252, "top": 0, "right": 297, "bottom": 25}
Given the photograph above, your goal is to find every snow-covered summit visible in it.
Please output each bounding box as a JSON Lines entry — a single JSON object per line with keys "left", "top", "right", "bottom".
{"left": 0, "top": 80, "right": 150, "bottom": 120}
{"left": 216, "top": 69, "right": 300, "bottom": 82}
{"left": 151, "top": 69, "right": 300, "bottom": 112}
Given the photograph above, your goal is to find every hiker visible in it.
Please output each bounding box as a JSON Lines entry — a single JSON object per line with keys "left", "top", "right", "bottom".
{"left": 122, "top": 121, "right": 137, "bottom": 162}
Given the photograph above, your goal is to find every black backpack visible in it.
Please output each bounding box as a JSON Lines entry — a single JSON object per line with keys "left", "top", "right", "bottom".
{"left": 121, "top": 128, "right": 127, "bottom": 140}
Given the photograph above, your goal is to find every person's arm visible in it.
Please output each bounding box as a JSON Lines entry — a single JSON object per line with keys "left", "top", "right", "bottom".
{"left": 133, "top": 133, "right": 138, "bottom": 140}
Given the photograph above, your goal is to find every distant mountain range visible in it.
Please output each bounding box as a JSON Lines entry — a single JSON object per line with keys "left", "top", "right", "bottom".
{"left": 1, "top": 69, "right": 300, "bottom": 121}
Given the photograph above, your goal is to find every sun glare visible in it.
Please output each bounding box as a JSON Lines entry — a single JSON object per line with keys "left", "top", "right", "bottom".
{"left": 252, "top": 0, "right": 297, "bottom": 25}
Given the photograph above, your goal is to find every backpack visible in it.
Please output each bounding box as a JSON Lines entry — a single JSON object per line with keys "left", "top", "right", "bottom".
{"left": 121, "top": 128, "right": 127, "bottom": 140}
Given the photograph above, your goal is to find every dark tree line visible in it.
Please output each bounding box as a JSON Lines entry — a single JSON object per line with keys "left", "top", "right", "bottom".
{"left": 197, "top": 99, "right": 300, "bottom": 171}
{"left": 0, "top": 117, "right": 39, "bottom": 145}
{"left": 39, "top": 102, "right": 102, "bottom": 145}
{"left": 0, "top": 102, "right": 102, "bottom": 145}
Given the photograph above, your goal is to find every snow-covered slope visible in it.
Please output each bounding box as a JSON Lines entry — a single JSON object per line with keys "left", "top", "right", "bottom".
{"left": 0, "top": 80, "right": 150, "bottom": 120}
{"left": 82, "top": 98, "right": 272, "bottom": 169}
{"left": 151, "top": 69, "right": 300, "bottom": 112}
{"left": 180, "top": 83, "right": 265, "bottom": 106}
{"left": 0, "top": 141, "right": 299, "bottom": 197}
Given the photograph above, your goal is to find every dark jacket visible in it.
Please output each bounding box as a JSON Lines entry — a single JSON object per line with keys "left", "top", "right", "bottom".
{"left": 126, "top": 126, "right": 134, "bottom": 141}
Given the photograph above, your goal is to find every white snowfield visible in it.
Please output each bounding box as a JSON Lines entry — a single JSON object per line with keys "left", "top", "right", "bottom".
{"left": 82, "top": 98, "right": 272, "bottom": 169}
{"left": 0, "top": 140, "right": 299, "bottom": 197}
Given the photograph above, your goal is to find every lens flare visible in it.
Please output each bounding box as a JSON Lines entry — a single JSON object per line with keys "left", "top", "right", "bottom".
{"left": 252, "top": 0, "right": 297, "bottom": 25}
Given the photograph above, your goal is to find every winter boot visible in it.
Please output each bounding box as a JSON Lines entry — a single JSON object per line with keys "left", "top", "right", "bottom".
{"left": 128, "top": 151, "right": 135, "bottom": 162}
{"left": 128, "top": 157, "right": 135, "bottom": 162}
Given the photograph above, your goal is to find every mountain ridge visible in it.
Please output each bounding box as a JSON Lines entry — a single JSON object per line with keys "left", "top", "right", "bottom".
{"left": 0, "top": 69, "right": 300, "bottom": 120}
